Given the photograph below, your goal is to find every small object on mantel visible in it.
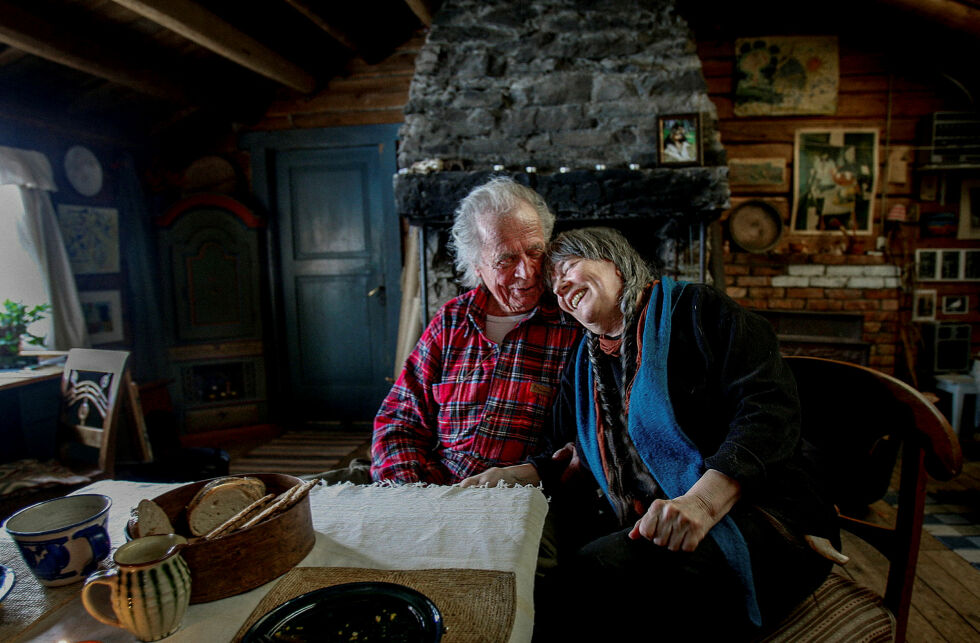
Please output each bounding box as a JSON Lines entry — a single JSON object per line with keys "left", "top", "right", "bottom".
{"left": 492, "top": 164, "right": 505, "bottom": 171}
{"left": 409, "top": 159, "right": 444, "bottom": 175}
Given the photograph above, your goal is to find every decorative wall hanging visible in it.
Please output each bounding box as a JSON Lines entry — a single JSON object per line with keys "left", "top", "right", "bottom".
{"left": 958, "top": 178, "right": 980, "bottom": 239}
{"left": 791, "top": 128, "right": 879, "bottom": 235}
{"left": 79, "top": 289, "right": 123, "bottom": 344}
{"left": 64, "top": 145, "right": 104, "bottom": 197}
{"left": 920, "top": 211, "right": 958, "bottom": 237}
{"left": 657, "top": 113, "right": 701, "bottom": 166}
{"left": 728, "top": 200, "right": 784, "bottom": 253}
{"left": 56, "top": 205, "right": 120, "bottom": 274}
{"left": 728, "top": 158, "right": 788, "bottom": 191}
{"left": 734, "top": 36, "right": 838, "bottom": 116}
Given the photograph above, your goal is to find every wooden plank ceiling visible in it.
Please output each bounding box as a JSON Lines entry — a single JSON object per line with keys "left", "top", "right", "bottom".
{"left": 0, "top": 0, "right": 438, "bottom": 143}
{"left": 0, "top": 0, "right": 976, "bottom": 147}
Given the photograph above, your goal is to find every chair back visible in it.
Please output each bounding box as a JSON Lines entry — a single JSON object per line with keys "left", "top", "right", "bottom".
{"left": 59, "top": 348, "right": 132, "bottom": 479}
{"left": 783, "top": 356, "right": 962, "bottom": 642}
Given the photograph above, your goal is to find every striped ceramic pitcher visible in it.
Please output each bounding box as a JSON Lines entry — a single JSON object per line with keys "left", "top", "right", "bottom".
{"left": 82, "top": 534, "right": 192, "bottom": 641}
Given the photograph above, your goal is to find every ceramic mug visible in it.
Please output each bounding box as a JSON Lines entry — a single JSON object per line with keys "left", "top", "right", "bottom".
{"left": 82, "top": 534, "right": 192, "bottom": 642}
{"left": 4, "top": 494, "right": 112, "bottom": 586}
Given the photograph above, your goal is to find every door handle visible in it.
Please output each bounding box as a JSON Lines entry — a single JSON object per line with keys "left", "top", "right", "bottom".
{"left": 368, "top": 285, "right": 386, "bottom": 305}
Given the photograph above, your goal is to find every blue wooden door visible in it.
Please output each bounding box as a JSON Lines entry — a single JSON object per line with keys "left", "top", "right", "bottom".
{"left": 271, "top": 137, "right": 400, "bottom": 423}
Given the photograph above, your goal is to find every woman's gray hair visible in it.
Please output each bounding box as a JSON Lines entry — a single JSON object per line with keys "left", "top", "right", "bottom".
{"left": 549, "top": 226, "right": 653, "bottom": 320}
{"left": 450, "top": 176, "right": 555, "bottom": 289}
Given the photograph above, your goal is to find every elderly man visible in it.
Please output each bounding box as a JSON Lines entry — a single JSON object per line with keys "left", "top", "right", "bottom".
{"left": 371, "top": 176, "right": 581, "bottom": 484}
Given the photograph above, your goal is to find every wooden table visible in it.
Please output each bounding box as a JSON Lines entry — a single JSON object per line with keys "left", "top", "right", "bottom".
{"left": 0, "top": 365, "right": 63, "bottom": 463}
{"left": 2, "top": 479, "right": 549, "bottom": 643}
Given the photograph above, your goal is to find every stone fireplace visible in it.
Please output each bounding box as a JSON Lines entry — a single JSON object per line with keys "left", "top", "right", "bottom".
{"left": 393, "top": 0, "right": 729, "bottom": 315}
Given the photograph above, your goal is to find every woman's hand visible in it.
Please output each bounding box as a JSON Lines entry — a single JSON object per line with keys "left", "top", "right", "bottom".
{"left": 459, "top": 463, "right": 540, "bottom": 488}
{"left": 628, "top": 469, "right": 741, "bottom": 552}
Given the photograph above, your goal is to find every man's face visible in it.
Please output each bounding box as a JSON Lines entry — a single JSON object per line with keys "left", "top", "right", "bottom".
{"left": 474, "top": 203, "right": 547, "bottom": 316}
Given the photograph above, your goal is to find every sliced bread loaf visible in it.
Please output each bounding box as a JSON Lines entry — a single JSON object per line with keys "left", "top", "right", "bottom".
{"left": 130, "top": 498, "right": 175, "bottom": 538}
{"left": 186, "top": 477, "right": 268, "bottom": 536}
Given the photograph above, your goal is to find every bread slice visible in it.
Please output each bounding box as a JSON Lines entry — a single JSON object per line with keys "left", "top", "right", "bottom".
{"left": 130, "top": 499, "right": 175, "bottom": 538}
{"left": 186, "top": 478, "right": 267, "bottom": 536}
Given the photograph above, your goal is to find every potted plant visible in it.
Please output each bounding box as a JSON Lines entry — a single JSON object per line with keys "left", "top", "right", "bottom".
{"left": 0, "top": 299, "right": 52, "bottom": 369}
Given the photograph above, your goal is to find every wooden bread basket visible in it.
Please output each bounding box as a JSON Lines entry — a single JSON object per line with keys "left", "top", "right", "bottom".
{"left": 146, "top": 472, "right": 315, "bottom": 604}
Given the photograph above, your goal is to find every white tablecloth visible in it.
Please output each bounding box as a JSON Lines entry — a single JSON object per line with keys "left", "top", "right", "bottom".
{"left": 5, "top": 479, "right": 549, "bottom": 643}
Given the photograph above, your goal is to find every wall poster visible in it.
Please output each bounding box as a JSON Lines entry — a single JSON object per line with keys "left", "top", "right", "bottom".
{"left": 734, "top": 36, "right": 839, "bottom": 116}
{"left": 791, "top": 128, "right": 879, "bottom": 235}
{"left": 57, "top": 204, "right": 120, "bottom": 274}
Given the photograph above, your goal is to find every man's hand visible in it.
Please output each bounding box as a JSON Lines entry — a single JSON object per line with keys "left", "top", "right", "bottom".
{"left": 552, "top": 442, "right": 587, "bottom": 485}
{"left": 459, "top": 463, "right": 541, "bottom": 488}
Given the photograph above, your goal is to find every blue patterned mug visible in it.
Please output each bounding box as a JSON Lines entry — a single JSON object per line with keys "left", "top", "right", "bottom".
{"left": 4, "top": 494, "right": 112, "bottom": 587}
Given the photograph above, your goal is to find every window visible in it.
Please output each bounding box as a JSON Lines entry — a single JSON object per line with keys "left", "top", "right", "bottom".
{"left": 0, "top": 184, "right": 52, "bottom": 345}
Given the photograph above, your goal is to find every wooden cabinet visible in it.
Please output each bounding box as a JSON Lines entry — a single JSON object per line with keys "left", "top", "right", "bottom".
{"left": 156, "top": 195, "right": 268, "bottom": 433}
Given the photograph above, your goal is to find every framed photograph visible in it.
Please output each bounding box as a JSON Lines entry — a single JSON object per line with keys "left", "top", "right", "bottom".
{"left": 56, "top": 205, "right": 120, "bottom": 275}
{"left": 919, "top": 174, "right": 939, "bottom": 201}
{"left": 658, "top": 114, "right": 701, "bottom": 166}
{"left": 734, "top": 36, "right": 839, "bottom": 116}
{"left": 791, "top": 128, "right": 879, "bottom": 235}
{"left": 912, "top": 290, "right": 937, "bottom": 321}
{"left": 916, "top": 249, "right": 939, "bottom": 281}
{"left": 966, "top": 249, "right": 980, "bottom": 280}
{"left": 941, "top": 249, "right": 962, "bottom": 280}
{"left": 728, "top": 157, "right": 789, "bottom": 191}
{"left": 958, "top": 178, "right": 980, "bottom": 239}
{"left": 79, "top": 290, "right": 124, "bottom": 344}
{"left": 917, "top": 248, "right": 980, "bottom": 281}
{"left": 942, "top": 295, "right": 969, "bottom": 315}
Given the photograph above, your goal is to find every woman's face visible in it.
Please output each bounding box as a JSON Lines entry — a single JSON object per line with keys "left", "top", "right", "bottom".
{"left": 551, "top": 256, "right": 625, "bottom": 335}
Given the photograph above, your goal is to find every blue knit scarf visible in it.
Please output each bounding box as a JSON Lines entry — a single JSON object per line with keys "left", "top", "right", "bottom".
{"left": 573, "top": 276, "right": 762, "bottom": 627}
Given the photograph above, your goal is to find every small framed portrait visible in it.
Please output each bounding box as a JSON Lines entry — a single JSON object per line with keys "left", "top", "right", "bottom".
{"left": 79, "top": 289, "right": 124, "bottom": 344}
{"left": 942, "top": 295, "right": 969, "bottom": 315}
{"left": 912, "top": 290, "right": 937, "bottom": 321}
{"left": 958, "top": 178, "right": 980, "bottom": 239}
{"left": 658, "top": 113, "right": 701, "bottom": 166}
{"left": 916, "top": 249, "right": 939, "bottom": 281}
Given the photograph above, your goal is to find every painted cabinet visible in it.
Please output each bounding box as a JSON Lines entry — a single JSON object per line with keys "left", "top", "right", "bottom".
{"left": 156, "top": 195, "right": 268, "bottom": 433}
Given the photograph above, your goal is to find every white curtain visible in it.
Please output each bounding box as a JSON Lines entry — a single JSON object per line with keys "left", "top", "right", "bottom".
{"left": 0, "top": 145, "right": 89, "bottom": 349}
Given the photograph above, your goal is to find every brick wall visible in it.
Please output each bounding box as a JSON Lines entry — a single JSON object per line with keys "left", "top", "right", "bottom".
{"left": 725, "top": 252, "right": 901, "bottom": 372}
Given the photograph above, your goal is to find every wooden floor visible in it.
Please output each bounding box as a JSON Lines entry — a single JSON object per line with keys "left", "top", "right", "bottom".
{"left": 841, "top": 451, "right": 980, "bottom": 642}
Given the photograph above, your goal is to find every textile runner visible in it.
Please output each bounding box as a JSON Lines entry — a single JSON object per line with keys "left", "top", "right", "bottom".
{"left": 0, "top": 479, "right": 547, "bottom": 643}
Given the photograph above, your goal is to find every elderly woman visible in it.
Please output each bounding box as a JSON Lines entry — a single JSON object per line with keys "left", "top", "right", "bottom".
{"left": 462, "top": 227, "right": 838, "bottom": 638}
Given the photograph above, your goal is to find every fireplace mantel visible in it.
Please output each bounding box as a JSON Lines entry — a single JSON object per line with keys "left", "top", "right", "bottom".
{"left": 394, "top": 168, "right": 731, "bottom": 228}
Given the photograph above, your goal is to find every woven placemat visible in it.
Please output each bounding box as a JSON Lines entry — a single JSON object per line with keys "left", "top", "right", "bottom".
{"left": 233, "top": 567, "right": 516, "bottom": 643}
{"left": 0, "top": 539, "right": 112, "bottom": 640}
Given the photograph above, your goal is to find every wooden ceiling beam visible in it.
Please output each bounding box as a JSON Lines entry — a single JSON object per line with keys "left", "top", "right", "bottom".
{"left": 282, "top": 0, "right": 359, "bottom": 53}
{"left": 872, "top": 0, "right": 980, "bottom": 36}
{"left": 404, "top": 0, "right": 435, "bottom": 26}
{"left": 0, "top": 1, "right": 188, "bottom": 101}
{"left": 109, "top": 0, "right": 316, "bottom": 93}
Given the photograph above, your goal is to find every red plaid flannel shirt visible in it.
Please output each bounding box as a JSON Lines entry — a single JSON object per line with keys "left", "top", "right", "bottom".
{"left": 371, "top": 286, "right": 581, "bottom": 484}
